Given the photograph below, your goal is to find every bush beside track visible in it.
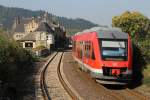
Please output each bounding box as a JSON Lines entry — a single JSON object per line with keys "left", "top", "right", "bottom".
{"left": 132, "top": 39, "right": 150, "bottom": 86}
{"left": 0, "top": 32, "right": 36, "bottom": 99}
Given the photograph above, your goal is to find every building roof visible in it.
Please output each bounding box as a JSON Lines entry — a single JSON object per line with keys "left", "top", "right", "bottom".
{"left": 35, "top": 22, "right": 54, "bottom": 33}
{"left": 22, "top": 18, "right": 32, "bottom": 24}
{"left": 13, "top": 23, "right": 25, "bottom": 32}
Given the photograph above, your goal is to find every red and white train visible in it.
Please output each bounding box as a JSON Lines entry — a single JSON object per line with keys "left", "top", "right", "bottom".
{"left": 72, "top": 27, "right": 132, "bottom": 84}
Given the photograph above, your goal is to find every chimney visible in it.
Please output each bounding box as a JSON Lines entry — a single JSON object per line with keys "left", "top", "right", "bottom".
{"left": 15, "top": 16, "right": 21, "bottom": 24}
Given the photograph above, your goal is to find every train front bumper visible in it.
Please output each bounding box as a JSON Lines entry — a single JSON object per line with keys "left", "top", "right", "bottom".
{"left": 91, "top": 72, "right": 132, "bottom": 85}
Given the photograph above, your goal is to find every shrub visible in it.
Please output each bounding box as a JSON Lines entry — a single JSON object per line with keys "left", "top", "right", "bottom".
{"left": 137, "top": 39, "right": 150, "bottom": 63}
{"left": 0, "top": 36, "right": 35, "bottom": 82}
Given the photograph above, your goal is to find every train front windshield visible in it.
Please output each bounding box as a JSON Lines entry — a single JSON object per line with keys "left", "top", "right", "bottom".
{"left": 100, "top": 39, "right": 128, "bottom": 61}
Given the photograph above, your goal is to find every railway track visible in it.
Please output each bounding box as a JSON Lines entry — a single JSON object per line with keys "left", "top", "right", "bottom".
{"left": 57, "top": 52, "right": 78, "bottom": 100}
{"left": 40, "top": 52, "right": 58, "bottom": 100}
{"left": 40, "top": 52, "right": 76, "bottom": 100}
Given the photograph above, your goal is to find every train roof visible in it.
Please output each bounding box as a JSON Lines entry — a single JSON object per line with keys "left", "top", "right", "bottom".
{"left": 75, "top": 27, "right": 128, "bottom": 39}
{"left": 98, "top": 30, "right": 128, "bottom": 39}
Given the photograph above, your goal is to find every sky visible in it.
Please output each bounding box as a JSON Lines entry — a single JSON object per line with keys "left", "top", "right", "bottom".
{"left": 0, "top": 0, "right": 149, "bottom": 26}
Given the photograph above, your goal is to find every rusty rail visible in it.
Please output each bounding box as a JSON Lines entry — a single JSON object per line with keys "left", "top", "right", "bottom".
{"left": 57, "top": 52, "right": 78, "bottom": 100}
{"left": 40, "top": 52, "right": 58, "bottom": 100}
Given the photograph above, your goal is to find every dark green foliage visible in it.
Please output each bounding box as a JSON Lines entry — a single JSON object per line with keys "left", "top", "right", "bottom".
{"left": 0, "top": 5, "right": 98, "bottom": 34}
{"left": 132, "top": 42, "right": 147, "bottom": 66}
{"left": 143, "top": 77, "right": 150, "bottom": 86}
{"left": 0, "top": 33, "right": 36, "bottom": 99}
{"left": 136, "top": 39, "right": 150, "bottom": 63}
{"left": 132, "top": 43, "right": 145, "bottom": 85}
{"left": 143, "top": 65, "right": 150, "bottom": 86}
{"left": 0, "top": 37, "right": 34, "bottom": 82}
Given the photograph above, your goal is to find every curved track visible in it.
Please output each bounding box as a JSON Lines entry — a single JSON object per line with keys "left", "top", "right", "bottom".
{"left": 40, "top": 52, "right": 76, "bottom": 100}
{"left": 57, "top": 53, "right": 78, "bottom": 100}
{"left": 40, "top": 52, "right": 58, "bottom": 100}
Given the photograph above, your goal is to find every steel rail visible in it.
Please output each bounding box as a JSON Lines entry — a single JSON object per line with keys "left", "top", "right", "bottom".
{"left": 40, "top": 52, "right": 58, "bottom": 100}
{"left": 57, "top": 52, "right": 78, "bottom": 100}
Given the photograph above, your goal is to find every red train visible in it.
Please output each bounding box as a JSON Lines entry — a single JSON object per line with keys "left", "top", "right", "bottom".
{"left": 72, "top": 27, "right": 132, "bottom": 84}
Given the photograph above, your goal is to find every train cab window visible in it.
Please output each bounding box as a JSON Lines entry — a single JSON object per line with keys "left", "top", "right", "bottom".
{"left": 100, "top": 39, "right": 128, "bottom": 61}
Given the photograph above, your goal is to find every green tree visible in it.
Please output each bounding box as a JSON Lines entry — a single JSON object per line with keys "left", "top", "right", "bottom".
{"left": 112, "top": 11, "right": 150, "bottom": 39}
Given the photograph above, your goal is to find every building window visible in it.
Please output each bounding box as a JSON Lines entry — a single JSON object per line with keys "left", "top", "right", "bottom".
{"left": 25, "top": 42, "right": 33, "bottom": 48}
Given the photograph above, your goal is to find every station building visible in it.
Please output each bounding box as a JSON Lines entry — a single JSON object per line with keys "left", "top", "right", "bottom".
{"left": 12, "top": 12, "right": 66, "bottom": 55}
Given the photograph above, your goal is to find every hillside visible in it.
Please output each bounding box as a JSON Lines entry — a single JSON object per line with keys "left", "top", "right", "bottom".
{"left": 0, "top": 5, "right": 98, "bottom": 35}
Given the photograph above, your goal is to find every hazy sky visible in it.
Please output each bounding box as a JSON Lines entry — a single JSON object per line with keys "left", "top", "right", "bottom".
{"left": 0, "top": 0, "right": 149, "bottom": 26}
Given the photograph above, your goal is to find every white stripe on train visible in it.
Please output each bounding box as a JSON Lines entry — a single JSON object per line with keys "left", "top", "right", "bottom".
{"left": 74, "top": 57, "right": 132, "bottom": 75}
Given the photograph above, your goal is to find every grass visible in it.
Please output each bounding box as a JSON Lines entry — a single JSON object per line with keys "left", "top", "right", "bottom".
{"left": 143, "top": 64, "right": 150, "bottom": 86}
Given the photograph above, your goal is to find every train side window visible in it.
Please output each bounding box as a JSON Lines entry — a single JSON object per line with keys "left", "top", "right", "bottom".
{"left": 79, "top": 42, "right": 82, "bottom": 59}
{"left": 92, "top": 50, "right": 95, "bottom": 60}
{"left": 85, "top": 42, "right": 87, "bottom": 57}
{"left": 85, "top": 42, "right": 87, "bottom": 50}
{"left": 87, "top": 43, "right": 89, "bottom": 58}
{"left": 89, "top": 44, "right": 91, "bottom": 51}
{"left": 89, "top": 42, "right": 91, "bottom": 58}
{"left": 87, "top": 44, "right": 89, "bottom": 58}
{"left": 91, "top": 43, "right": 95, "bottom": 60}
{"left": 85, "top": 41, "right": 88, "bottom": 57}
